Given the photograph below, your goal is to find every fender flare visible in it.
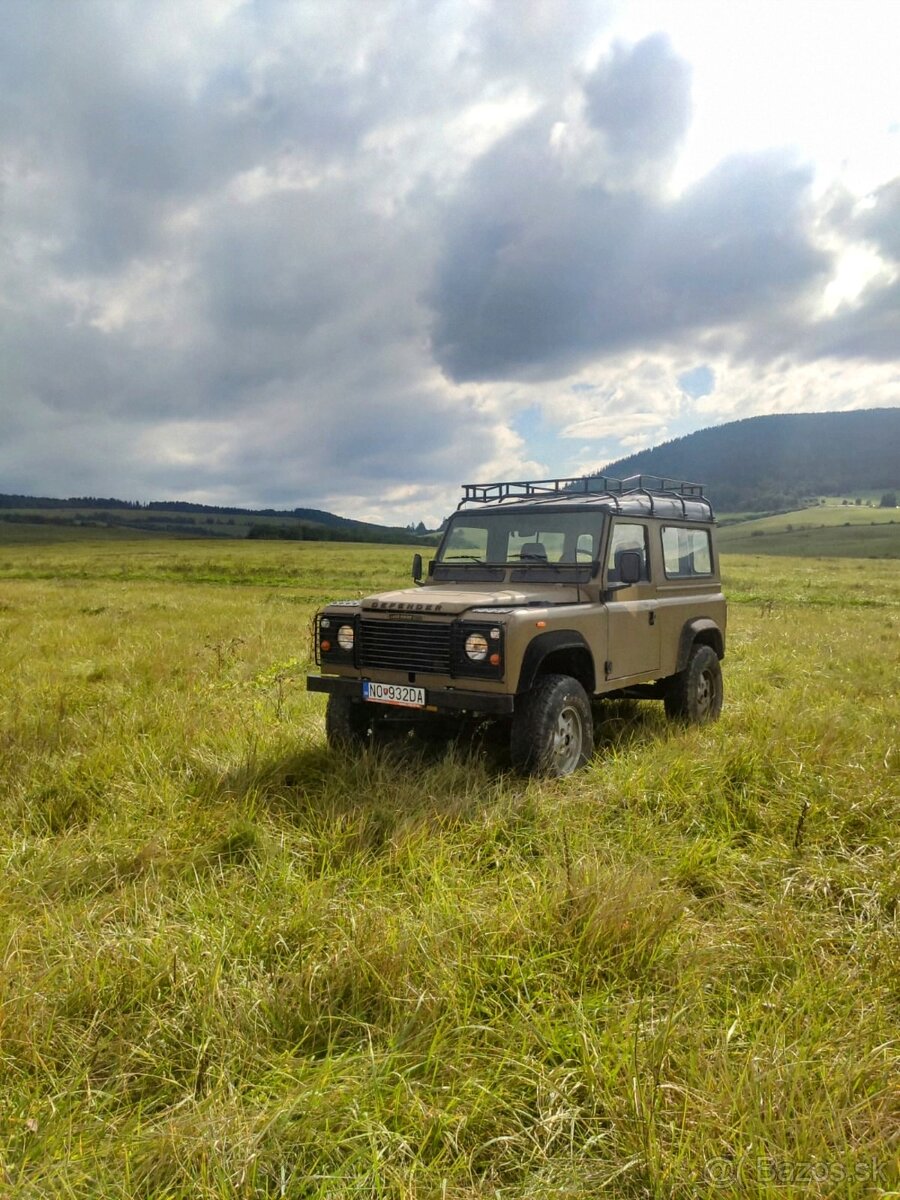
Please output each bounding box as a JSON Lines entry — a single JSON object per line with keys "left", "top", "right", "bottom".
{"left": 676, "top": 618, "right": 725, "bottom": 671}
{"left": 517, "top": 630, "right": 595, "bottom": 694}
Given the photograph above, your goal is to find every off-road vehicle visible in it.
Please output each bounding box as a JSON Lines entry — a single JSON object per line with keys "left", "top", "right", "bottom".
{"left": 307, "top": 475, "right": 726, "bottom": 776}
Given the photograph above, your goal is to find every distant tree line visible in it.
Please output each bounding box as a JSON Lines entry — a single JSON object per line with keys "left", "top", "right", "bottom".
{"left": 0, "top": 493, "right": 429, "bottom": 543}
{"left": 0, "top": 494, "right": 361, "bottom": 523}
{"left": 246, "top": 523, "right": 437, "bottom": 545}
{"left": 0, "top": 494, "right": 142, "bottom": 510}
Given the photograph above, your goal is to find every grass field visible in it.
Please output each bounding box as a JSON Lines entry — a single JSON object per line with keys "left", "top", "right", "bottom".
{"left": 0, "top": 536, "right": 898, "bottom": 1197}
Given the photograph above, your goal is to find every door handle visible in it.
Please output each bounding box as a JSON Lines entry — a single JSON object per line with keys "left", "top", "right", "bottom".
{"left": 649, "top": 610, "right": 656, "bottom": 625}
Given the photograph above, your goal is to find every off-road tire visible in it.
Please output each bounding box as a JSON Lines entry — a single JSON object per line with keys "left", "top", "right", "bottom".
{"left": 325, "top": 694, "right": 374, "bottom": 748}
{"left": 663, "top": 643, "right": 723, "bottom": 724}
{"left": 510, "top": 673, "right": 594, "bottom": 777}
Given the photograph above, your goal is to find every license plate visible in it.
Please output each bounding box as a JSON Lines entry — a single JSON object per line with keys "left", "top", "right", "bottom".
{"left": 363, "top": 681, "right": 426, "bottom": 708}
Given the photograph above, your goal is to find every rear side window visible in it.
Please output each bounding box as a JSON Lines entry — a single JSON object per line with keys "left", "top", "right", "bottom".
{"left": 662, "top": 526, "right": 713, "bottom": 577}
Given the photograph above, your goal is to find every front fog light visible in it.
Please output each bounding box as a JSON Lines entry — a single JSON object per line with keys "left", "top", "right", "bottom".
{"left": 337, "top": 624, "right": 355, "bottom": 652}
{"left": 465, "top": 632, "right": 489, "bottom": 661}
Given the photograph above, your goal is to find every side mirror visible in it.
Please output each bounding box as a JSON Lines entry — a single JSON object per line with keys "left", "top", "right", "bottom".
{"left": 412, "top": 553, "right": 423, "bottom": 583}
{"left": 617, "top": 550, "right": 642, "bottom": 586}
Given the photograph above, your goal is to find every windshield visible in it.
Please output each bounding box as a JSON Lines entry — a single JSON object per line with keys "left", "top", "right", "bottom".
{"left": 437, "top": 511, "right": 606, "bottom": 566}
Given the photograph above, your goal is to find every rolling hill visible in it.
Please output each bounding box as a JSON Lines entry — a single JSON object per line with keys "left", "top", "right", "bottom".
{"left": 597, "top": 408, "right": 900, "bottom": 511}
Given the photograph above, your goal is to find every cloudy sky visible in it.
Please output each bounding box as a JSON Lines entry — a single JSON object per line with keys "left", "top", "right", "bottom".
{"left": 2, "top": 0, "right": 899, "bottom": 524}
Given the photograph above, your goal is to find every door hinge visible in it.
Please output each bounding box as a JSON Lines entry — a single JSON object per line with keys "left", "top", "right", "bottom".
{"left": 604, "top": 660, "right": 613, "bottom": 678}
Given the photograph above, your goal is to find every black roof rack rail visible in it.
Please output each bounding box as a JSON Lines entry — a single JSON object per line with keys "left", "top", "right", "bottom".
{"left": 458, "top": 473, "right": 714, "bottom": 518}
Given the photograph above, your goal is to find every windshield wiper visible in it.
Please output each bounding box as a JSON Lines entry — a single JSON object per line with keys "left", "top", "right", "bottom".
{"left": 508, "top": 558, "right": 587, "bottom": 569}
{"left": 442, "top": 555, "right": 485, "bottom": 563}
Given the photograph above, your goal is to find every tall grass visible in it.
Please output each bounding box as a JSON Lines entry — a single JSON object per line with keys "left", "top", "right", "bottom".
{"left": 0, "top": 541, "right": 897, "bottom": 1196}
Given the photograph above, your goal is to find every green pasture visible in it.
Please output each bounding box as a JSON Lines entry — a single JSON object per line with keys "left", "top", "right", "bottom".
{"left": 716, "top": 503, "right": 900, "bottom": 558}
{"left": 726, "top": 505, "right": 898, "bottom": 530}
{"left": 0, "top": 535, "right": 897, "bottom": 1197}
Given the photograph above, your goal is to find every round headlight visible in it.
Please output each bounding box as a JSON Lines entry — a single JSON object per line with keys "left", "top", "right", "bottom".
{"left": 337, "top": 624, "right": 355, "bottom": 652}
{"left": 465, "top": 632, "right": 489, "bottom": 661}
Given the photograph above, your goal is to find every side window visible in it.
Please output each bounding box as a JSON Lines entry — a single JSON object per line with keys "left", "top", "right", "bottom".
{"left": 661, "top": 526, "right": 713, "bottom": 577}
{"left": 606, "top": 523, "right": 650, "bottom": 582}
{"left": 576, "top": 532, "right": 595, "bottom": 561}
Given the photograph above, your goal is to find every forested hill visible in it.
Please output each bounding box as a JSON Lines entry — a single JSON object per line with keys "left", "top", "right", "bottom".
{"left": 597, "top": 408, "right": 900, "bottom": 511}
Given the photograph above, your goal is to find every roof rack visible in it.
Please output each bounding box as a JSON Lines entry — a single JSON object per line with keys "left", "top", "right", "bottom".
{"left": 459, "top": 474, "right": 714, "bottom": 519}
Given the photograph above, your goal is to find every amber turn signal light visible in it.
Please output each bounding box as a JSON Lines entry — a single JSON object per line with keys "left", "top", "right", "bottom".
{"left": 320, "top": 640, "right": 332, "bottom": 652}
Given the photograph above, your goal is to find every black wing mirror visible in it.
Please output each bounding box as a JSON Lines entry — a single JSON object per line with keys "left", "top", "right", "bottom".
{"left": 617, "top": 550, "right": 642, "bottom": 586}
{"left": 412, "top": 553, "right": 423, "bottom": 583}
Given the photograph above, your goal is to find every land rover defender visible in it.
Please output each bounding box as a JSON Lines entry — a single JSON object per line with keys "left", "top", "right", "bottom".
{"left": 307, "top": 475, "right": 726, "bottom": 776}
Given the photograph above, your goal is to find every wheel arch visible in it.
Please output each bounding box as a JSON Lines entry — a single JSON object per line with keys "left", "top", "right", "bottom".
{"left": 676, "top": 618, "right": 725, "bottom": 671}
{"left": 517, "top": 630, "right": 596, "bottom": 695}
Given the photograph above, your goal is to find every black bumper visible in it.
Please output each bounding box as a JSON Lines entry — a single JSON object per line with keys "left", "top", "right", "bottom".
{"left": 306, "top": 674, "right": 515, "bottom": 715}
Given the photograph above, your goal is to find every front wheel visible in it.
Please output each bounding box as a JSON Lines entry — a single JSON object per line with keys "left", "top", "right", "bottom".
{"left": 663, "top": 644, "right": 723, "bottom": 723}
{"left": 510, "top": 674, "right": 594, "bottom": 777}
{"left": 325, "top": 694, "right": 374, "bottom": 748}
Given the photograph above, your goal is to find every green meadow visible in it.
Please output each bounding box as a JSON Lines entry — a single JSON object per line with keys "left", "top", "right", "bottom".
{"left": 0, "top": 533, "right": 897, "bottom": 1197}
{"left": 717, "top": 503, "right": 900, "bottom": 558}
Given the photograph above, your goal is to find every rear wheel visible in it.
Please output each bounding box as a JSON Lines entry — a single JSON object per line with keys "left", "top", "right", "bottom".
{"left": 664, "top": 644, "right": 723, "bottom": 723}
{"left": 510, "top": 673, "right": 593, "bottom": 777}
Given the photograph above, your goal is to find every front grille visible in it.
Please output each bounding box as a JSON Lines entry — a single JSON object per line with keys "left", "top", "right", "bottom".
{"left": 359, "top": 618, "right": 452, "bottom": 673}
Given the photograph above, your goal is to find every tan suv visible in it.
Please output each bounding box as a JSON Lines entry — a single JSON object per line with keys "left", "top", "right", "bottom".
{"left": 307, "top": 475, "right": 726, "bottom": 776}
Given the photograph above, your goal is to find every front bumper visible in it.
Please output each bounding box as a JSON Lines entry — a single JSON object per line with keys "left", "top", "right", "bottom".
{"left": 306, "top": 674, "right": 515, "bottom": 715}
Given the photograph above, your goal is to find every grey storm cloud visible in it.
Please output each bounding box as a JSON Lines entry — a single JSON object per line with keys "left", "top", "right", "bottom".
{"left": 584, "top": 33, "right": 692, "bottom": 161}
{"left": 429, "top": 106, "right": 829, "bottom": 380}
{"left": 0, "top": 1, "right": 382, "bottom": 275}
{"left": 857, "top": 177, "right": 900, "bottom": 261}
{"left": 460, "top": 0, "right": 614, "bottom": 87}
{"left": 2, "top": 0, "right": 543, "bottom": 508}
{"left": 808, "top": 278, "right": 900, "bottom": 364}
{"left": 800, "top": 173, "right": 900, "bottom": 364}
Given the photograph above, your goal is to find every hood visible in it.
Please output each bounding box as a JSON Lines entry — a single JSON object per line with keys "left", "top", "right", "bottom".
{"left": 360, "top": 583, "right": 582, "bottom": 616}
